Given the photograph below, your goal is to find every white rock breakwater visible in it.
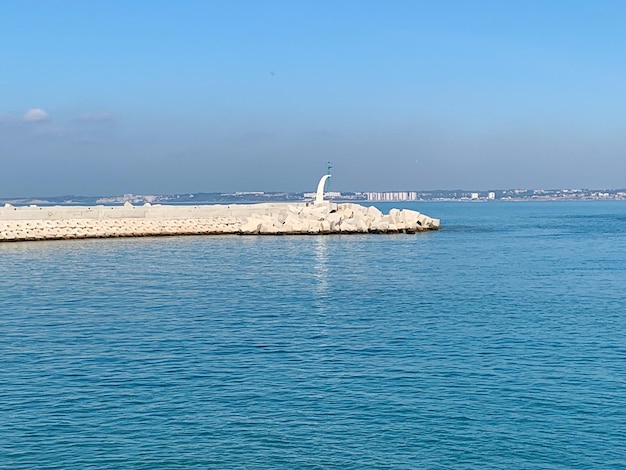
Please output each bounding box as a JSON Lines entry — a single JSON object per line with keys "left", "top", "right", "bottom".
{"left": 0, "top": 202, "right": 440, "bottom": 242}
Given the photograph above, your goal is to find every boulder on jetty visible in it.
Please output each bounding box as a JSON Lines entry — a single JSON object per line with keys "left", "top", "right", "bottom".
{"left": 0, "top": 202, "right": 440, "bottom": 242}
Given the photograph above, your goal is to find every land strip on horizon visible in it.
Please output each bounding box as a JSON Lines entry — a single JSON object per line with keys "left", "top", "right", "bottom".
{"left": 2, "top": 188, "right": 626, "bottom": 207}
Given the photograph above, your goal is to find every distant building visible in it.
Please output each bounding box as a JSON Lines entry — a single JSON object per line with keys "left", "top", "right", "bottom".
{"left": 365, "top": 191, "right": 418, "bottom": 201}
{"left": 303, "top": 191, "right": 341, "bottom": 200}
{"left": 471, "top": 193, "right": 479, "bottom": 200}
{"left": 488, "top": 192, "right": 496, "bottom": 200}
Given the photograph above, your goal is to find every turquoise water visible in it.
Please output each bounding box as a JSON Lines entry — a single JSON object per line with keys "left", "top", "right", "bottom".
{"left": 1, "top": 201, "right": 625, "bottom": 469}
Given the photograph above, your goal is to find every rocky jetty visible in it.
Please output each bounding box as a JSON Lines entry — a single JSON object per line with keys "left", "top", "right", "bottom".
{"left": 0, "top": 202, "right": 440, "bottom": 242}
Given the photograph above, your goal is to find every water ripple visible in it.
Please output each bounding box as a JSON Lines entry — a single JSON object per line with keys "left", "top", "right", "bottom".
{"left": 2, "top": 202, "right": 626, "bottom": 468}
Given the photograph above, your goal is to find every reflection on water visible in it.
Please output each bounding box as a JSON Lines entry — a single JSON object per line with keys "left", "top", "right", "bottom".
{"left": 313, "top": 236, "right": 329, "bottom": 301}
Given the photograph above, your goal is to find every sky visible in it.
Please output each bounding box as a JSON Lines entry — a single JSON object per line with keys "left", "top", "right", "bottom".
{"left": 1, "top": 0, "right": 626, "bottom": 197}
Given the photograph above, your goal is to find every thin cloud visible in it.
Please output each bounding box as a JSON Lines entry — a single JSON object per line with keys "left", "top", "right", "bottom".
{"left": 76, "top": 112, "right": 114, "bottom": 122}
{"left": 23, "top": 108, "right": 49, "bottom": 122}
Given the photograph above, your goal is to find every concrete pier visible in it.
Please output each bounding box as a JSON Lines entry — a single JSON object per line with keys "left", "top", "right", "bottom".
{"left": 0, "top": 202, "right": 440, "bottom": 242}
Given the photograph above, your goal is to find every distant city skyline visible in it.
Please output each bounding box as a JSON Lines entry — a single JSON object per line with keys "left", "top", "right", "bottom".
{"left": 3, "top": 187, "right": 626, "bottom": 207}
{"left": 2, "top": 1, "right": 626, "bottom": 197}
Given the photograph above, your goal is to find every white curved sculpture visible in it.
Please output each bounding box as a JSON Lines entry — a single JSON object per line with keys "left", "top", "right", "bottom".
{"left": 315, "top": 174, "right": 332, "bottom": 204}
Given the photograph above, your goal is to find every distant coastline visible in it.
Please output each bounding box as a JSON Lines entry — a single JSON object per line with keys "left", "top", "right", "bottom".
{"left": 2, "top": 188, "right": 626, "bottom": 207}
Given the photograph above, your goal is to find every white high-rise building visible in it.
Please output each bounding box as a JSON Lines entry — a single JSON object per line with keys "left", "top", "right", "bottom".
{"left": 365, "top": 192, "right": 419, "bottom": 201}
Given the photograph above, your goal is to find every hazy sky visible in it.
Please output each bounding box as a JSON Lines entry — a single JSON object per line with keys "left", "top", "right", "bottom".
{"left": 2, "top": 1, "right": 625, "bottom": 197}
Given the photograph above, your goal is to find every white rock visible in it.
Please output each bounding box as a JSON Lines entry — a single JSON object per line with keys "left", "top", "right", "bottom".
{"left": 338, "top": 204, "right": 354, "bottom": 219}
{"left": 260, "top": 222, "right": 281, "bottom": 234}
{"left": 306, "top": 220, "right": 321, "bottom": 233}
{"left": 400, "top": 209, "right": 421, "bottom": 225}
{"left": 287, "top": 204, "right": 302, "bottom": 214}
{"left": 340, "top": 218, "right": 367, "bottom": 233}
{"left": 319, "top": 220, "right": 331, "bottom": 233}
{"left": 389, "top": 208, "right": 402, "bottom": 224}
{"left": 240, "top": 218, "right": 262, "bottom": 234}
{"left": 366, "top": 205, "right": 383, "bottom": 219}
{"left": 369, "top": 220, "right": 390, "bottom": 232}
{"left": 325, "top": 212, "right": 342, "bottom": 230}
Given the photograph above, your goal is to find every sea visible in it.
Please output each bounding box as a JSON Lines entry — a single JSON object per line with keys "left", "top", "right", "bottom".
{"left": 1, "top": 201, "right": 625, "bottom": 469}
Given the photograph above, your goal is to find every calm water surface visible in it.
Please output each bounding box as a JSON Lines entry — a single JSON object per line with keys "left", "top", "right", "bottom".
{"left": 1, "top": 201, "right": 625, "bottom": 469}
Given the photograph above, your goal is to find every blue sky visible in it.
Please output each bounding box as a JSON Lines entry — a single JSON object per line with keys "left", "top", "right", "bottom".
{"left": 1, "top": 0, "right": 625, "bottom": 197}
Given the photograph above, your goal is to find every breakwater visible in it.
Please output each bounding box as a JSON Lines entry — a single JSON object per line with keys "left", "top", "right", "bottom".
{"left": 0, "top": 202, "right": 440, "bottom": 242}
